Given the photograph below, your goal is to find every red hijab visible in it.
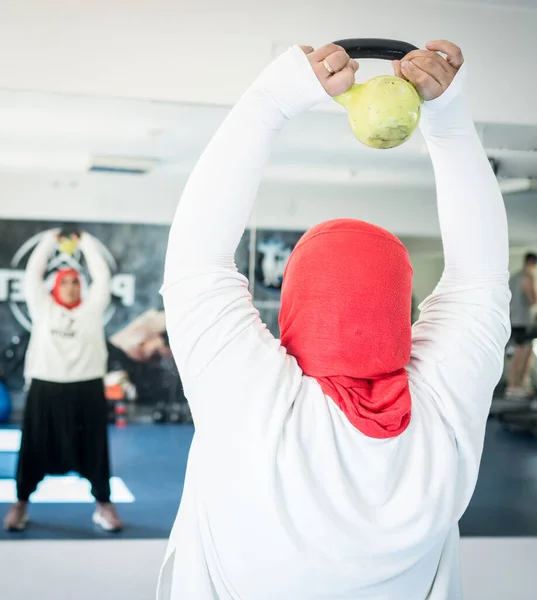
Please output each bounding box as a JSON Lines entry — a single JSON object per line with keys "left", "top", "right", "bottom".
{"left": 279, "top": 219, "right": 413, "bottom": 439}
{"left": 52, "top": 268, "right": 82, "bottom": 310}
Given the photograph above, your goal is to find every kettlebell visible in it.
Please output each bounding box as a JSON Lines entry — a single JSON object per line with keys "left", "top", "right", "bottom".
{"left": 332, "top": 39, "right": 422, "bottom": 149}
{"left": 58, "top": 237, "right": 78, "bottom": 255}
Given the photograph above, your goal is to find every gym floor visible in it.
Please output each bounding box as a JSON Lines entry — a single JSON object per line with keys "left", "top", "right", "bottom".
{"left": 0, "top": 418, "right": 536, "bottom": 541}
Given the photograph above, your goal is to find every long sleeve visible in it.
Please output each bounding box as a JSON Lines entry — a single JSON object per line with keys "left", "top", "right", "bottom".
{"left": 419, "top": 64, "right": 508, "bottom": 279}
{"left": 409, "top": 64, "right": 511, "bottom": 513}
{"left": 161, "top": 47, "right": 329, "bottom": 407}
{"left": 79, "top": 233, "right": 111, "bottom": 313}
{"left": 163, "top": 47, "right": 329, "bottom": 271}
{"left": 25, "top": 231, "right": 57, "bottom": 319}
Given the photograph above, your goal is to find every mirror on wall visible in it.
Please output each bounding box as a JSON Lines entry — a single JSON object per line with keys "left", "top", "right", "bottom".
{"left": 0, "top": 86, "right": 535, "bottom": 542}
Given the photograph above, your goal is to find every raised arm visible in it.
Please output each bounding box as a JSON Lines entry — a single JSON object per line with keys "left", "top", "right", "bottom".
{"left": 161, "top": 45, "right": 358, "bottom": 268}
{"left": 25, "top": 230, "right": 57, "bottom": 318}
{"left": 402, "top": 42, "right": 511, "bottom": 496}
{"left": 79, "top": 232, "right": 111, "bottom": 313}
{"left": 161, "top": 45, "right": 356, "bottom": 389}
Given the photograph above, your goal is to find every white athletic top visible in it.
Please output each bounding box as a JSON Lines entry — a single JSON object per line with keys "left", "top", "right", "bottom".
{"left": 158, "top": 47, "right": 510, "bottom": 600}
{"left": 24, "top": 231, "right": 110, "bottom": 384}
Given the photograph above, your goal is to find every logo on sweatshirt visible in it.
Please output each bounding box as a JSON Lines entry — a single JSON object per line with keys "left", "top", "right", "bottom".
{"left": 50, "top": 313, "right": 77, "bottom": 338}
{"left": 0, "top": 230, "right": 136, "bottom": 331}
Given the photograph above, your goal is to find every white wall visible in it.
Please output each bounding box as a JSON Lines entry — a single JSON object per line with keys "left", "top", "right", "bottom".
{"left": 0, "top": 169, "right": 535, "bottom": 241}
{"left": 3, "top": 170, "right": 440, "bottom": 232}
{"left": 410, "top": 247, "right": 537, "bottom": 307}
{"left": 0, "top": 0, "right": 535, "bottom": 126}
{"left": 410, "top": 255, "right": 444, "bottom": 304}
{"left": 0, "top": 169, "right": 534, "bottom": 308}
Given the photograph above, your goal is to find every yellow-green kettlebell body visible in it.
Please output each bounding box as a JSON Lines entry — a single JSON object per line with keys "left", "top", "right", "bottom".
{"left": 335, "top": 76, "right": 422, "bottom": 149}
{"left": 58, "top": 237, "right": 78, "bottom": 256}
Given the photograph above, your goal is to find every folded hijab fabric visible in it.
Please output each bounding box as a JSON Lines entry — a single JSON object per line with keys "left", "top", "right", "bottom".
{"left": 51, "top": 268, "right": 82, "bottom": 310}
{"left": 279, "top": 219, "right": 413, "bottom": 439}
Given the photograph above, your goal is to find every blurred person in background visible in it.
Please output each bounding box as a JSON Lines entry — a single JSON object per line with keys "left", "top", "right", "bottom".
{"left": 3, "top": 229, "right": 123, "bottom": 532}
{"left": 506, "top": 252, "right": 537, "bottom": 399}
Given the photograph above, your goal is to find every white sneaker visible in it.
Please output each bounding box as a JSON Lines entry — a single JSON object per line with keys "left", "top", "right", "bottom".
{"left": 505, "top": 387, "right": 532, "bottom": 400}
{"left": 4, "top": 502, "right": 29, "bottom": 532}
{"left": 92, "top": 503, "right": 124, "bottom": 532}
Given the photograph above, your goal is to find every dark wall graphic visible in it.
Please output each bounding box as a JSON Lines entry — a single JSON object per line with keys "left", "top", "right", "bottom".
{"left": 253, "top": 229, "right": 303, "bottom": 302}
{"left": 252, "top": 229, "right": 304, "bottom": 339}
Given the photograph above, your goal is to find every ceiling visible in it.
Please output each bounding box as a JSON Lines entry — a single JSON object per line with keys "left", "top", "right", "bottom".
{"left": 442, "top": 0, "right": 537, "bottom": 8}
{"left": 0, "top": 0, "right": 535, "bottom": 129}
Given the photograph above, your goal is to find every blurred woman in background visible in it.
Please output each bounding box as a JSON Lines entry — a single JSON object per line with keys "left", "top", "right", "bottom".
{"left": 507, "top": 252, "right": 537, "bottom": 398}
{"left": 3, "top": 229, "right": 123, "bottom": 532}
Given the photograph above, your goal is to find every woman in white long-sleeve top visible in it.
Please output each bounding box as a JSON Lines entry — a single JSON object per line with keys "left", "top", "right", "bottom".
{"left": 158, "top": 40, "right": 510, "bottom": 599}
{"left": 3, "top": 230, "right": 123, "bottom": 532}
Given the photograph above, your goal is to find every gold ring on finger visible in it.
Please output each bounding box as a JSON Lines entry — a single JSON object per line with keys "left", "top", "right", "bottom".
{"left": 322, "top": 59, "right": 334, "bottom": 75}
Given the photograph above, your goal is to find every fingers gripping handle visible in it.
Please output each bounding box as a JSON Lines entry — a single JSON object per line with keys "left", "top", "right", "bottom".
{"left": 333, "top": 38, "right": 418, "bottom": 61}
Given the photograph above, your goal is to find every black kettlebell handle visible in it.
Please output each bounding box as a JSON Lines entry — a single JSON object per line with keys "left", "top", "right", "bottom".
{"left": 333, "top": 38, "right": 418, "bottom": 61}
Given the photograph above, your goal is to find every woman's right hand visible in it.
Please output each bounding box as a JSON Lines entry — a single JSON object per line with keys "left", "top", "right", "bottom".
{"left": 392, "top": 40, "right": 464, "bottom": 101}
{"left": 302, "top": 44, "right": 359, "bottom": 97}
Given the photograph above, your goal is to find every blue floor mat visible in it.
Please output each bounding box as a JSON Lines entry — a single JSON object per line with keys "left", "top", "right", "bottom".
{"left": 0, "top": 419, "right": 536, "bottom": 540}
{"left": 0, "top": 424, "right": 193, "bottom": 540}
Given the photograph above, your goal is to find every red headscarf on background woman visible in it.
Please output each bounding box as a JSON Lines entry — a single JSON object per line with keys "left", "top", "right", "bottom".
{"left": 279, "top": 219, "right": 413, "bottom": 440}
{"left": 51, "top": 268, "right": 82, "bottom": 310}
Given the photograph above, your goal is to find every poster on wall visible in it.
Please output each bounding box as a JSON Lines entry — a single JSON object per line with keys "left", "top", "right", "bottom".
{"left": 253, "top": 229, "right": 304, "bottom": 338}
{"left": 0, "top": 219, "right": 250, "bottom": 413}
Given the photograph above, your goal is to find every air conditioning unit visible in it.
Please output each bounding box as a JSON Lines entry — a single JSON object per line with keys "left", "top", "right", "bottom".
{"left": 88, "top": 155, "right": 160, "bottom": 175}
{"left": 489, "top": 158, "right": 536, "bottom": 195}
